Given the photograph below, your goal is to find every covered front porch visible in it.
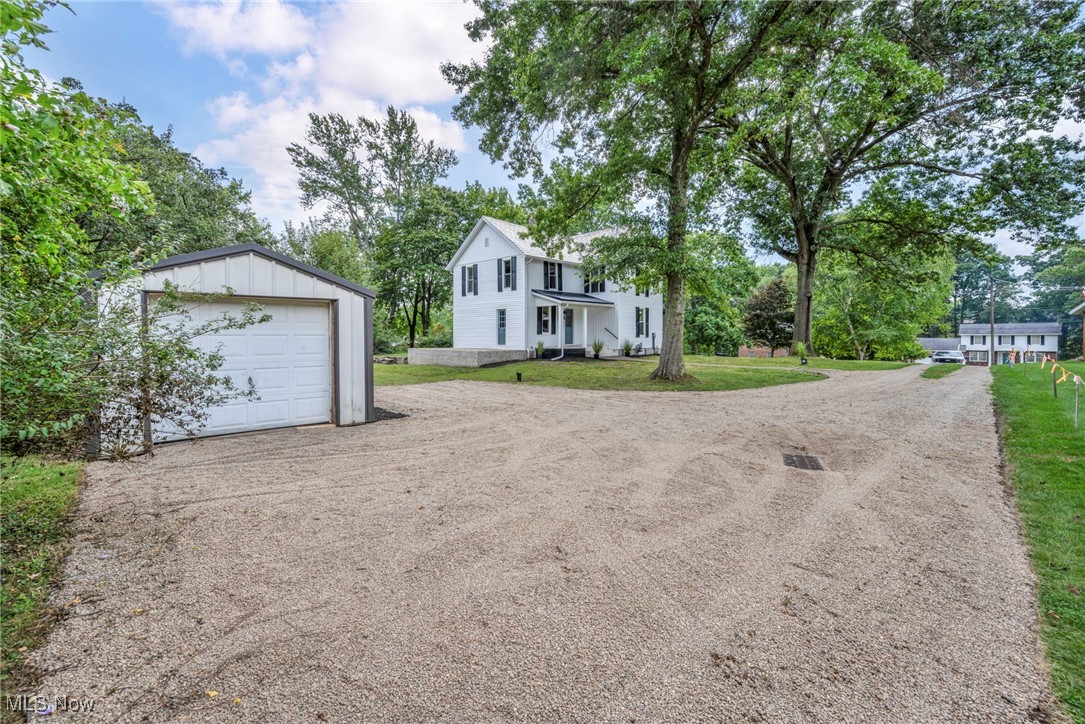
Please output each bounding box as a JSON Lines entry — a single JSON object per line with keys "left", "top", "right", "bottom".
{"left": 532, "top": 290, "right": 621, "bottom": 357}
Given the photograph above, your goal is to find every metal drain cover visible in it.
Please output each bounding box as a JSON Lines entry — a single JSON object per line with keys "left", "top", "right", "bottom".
{"left": 783, "top": 454, "right": 824, "bottom": 471}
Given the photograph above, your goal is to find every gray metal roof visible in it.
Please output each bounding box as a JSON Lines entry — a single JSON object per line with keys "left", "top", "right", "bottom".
{"left": 918, "top": 337, "right": 961, "bottom": 351}
{"left": 958, "top": 323, "right": 1061, "bottom": 335}
{"left": 532, "top": 289, "right": 614, "bottom": 306}
{"left": 148, "top": 243, "right": 376, "bottom": 298}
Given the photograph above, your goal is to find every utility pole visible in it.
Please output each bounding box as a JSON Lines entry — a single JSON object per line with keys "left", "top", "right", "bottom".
{"left": 988, "top": 270, "right": 995, "bottom": 368}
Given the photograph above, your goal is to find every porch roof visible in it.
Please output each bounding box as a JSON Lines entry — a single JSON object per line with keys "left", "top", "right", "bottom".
{"left": 532, "top": 289, "right": 614, "bottom": 306}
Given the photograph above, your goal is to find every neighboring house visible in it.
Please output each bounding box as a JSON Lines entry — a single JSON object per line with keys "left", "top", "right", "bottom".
{"left": 445, "top": 217, "right": 665, "bottom": 357}
{"left": 958, "top": 323, "right": 1061, "bottom": 365}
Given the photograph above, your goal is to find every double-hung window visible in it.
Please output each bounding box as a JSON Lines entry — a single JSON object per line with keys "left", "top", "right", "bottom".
{"left": 583, "top": 268, "right": 606, "bottom": 293}
{"left": 537, "top": 305, "right": 557, "bottom": 334}
{"left": 543, "top": 261, "right": 563, "bottom": 291}
{"left": 497, "top": 257, "right": 516, "bottom": 291}
{"left": 635, "top": 307, "right": 650, "bottom": 337}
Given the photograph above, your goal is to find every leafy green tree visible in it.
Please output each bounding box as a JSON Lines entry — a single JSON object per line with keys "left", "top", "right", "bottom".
{"left": 1018, "top": 245, "right": 1085, "bottom": 359}
{"left": 741, "top": 276, "right": 794, "bottom": 357}
{"left": 76, "top": 93, "right": 273, "bottom": 257}
{"left": 443, "top": 1, "right": 817, "bottom": 380}
{"left": 374, "top": 183, "right": 523, "bottom": 346}
{"left": 1, "top": 2, "right": 269, "bottom": 453}
{"left": 814, "top": 250, "right": 952, "bottom": 361}
{"left": 725, "top": 1, "right": 1085, "bottom": 350}
{"left": 287, "top": 106, "right": 457, "bottom": 251}
{"left": 685, "top": 233, "right": 757, "bottom": 356}
{"left": 945, "top": 247, "right": 1018, "bottom": 333}
{"left": 277, "top": 221, "right": 370, "bottom": 286}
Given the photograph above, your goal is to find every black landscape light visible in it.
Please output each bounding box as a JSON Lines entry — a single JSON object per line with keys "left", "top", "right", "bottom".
{"left": 516, "top": 371, "right": 522, "bottom": 382}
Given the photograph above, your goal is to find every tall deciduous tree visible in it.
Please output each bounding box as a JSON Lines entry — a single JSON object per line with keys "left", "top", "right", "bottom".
{"left": 78, "top": 91, "right": 272, "bottom": 257}
{"left": 1018, "top": 245, "right": 1085, "bottom": 359}
{"left": 723, "top": 1, "right": 1085, "bottom": 350}
{"left": 684, "top": 233, "right": 757, "bottom": 356}
{"left": 375, "top": 183, "right": 523, "bottom": 346}
{"left": 741, "top": 276, "right": 794, "bottom": 357}
{"left": 443, "top": 0, "right": 816, "bottom": 380}
{"left": 814, "top": 250, "right": 952, "bottom": 361}
{"left": 287, "top": 106, "right": 457, "bottom": 251}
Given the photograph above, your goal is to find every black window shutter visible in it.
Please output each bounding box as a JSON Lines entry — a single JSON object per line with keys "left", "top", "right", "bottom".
{"left": 537, "top": 307, "right": 543, "bottom": 334}
{"left": 497, "top": 258, "right": 503, "bottom": 292}
{"left": 461, "top": 265, "right": 466, "bottom": 296}
{"left": 473, "top": 264, "right": 479, "bottom": 295}
{"left": 557, "top": 264, "right": 563, "bottom": 291}
{"left": 645, "top": 308, "right": 650, "bottom": 335}
{"left": 601, "top": 278, "right": 605, "bottom": 292}
{"left": 543, "top": 262, "right": 550, "bottom": 290}
{"left": 511, "top": 257, "right": 517, "bottom": 290}
{"left": 551, "top": 306, "right": 557, "bottom": 333}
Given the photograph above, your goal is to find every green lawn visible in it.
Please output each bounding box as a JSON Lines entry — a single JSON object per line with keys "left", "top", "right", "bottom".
{"left": 920, "top": 363, "right": 965, "bottom": 379}
{"left": 682, "top": 355, "right": 910, "bottom": 371}
{"left": 991, "top": 362, "right": 1085, "bottom": 722}
{"left": 374, "top": 358, "right": 820, "bottom": 392}
{"left": 1, "top": 456, "right": 83, "bottom": 717}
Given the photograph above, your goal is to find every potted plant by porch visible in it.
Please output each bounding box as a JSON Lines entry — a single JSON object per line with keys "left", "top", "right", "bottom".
{"left": 591, "top": 339, "right": 604, "bottom": 359}
{"left": 622, "top": 340, "right": 633, "bottom": 357}
{"left": 536, "top": 340, "right": 546, "bottom": 359}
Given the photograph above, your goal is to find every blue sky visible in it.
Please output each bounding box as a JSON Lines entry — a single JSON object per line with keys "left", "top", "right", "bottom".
{"left": 29, "top": 1, "right": 516, "bottom": 230}
{"left": 28, "top": 1, "right": 1082, "bottom": 260}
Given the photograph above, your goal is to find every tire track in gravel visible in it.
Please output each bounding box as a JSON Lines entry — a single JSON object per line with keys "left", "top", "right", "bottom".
{"left": 28, "top": 364, "right": 1061, "bottom": 723}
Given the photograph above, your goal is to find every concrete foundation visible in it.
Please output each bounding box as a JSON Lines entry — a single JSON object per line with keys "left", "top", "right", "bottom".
{"left": 408, "top": 348, "right": 530, "bottom": 367}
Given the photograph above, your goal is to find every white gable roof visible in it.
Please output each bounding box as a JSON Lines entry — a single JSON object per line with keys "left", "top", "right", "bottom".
{"left": 446, "top": 216, "right": 621, "bottom": 270}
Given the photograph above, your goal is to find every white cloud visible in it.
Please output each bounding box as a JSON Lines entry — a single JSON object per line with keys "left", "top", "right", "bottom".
{"left": 160, "top": 1, "right": 483, "bottom": 228}
{"left": 160, "top": 1, "right": 314, "bottom": 56}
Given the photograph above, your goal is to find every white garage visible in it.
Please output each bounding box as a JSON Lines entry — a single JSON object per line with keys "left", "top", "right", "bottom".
{"left": 132, "top": 243, "right": 375, "bottom": 444}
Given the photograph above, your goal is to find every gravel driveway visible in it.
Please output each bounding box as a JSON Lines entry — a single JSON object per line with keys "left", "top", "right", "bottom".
{"left": 32, "top": 365, "right": 1060, "bottom": 722}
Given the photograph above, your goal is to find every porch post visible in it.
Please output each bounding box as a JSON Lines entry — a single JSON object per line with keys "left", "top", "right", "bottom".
{"left": 582, "top": 306, "right": 588, "bottom": 349}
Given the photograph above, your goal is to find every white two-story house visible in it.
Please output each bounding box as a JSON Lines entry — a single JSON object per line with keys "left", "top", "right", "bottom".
{"left": 446, "top": 217, "right": 665, "bottom": 358}
{"left": 958, "top": 322, "right": 1061, "bottom": 364}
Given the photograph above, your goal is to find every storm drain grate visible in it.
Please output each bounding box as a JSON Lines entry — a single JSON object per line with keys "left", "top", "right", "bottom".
{"left": 783, "top": 454, "right": 824, "bottom": 471}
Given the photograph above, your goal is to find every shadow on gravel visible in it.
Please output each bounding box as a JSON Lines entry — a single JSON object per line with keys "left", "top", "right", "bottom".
{"left": 372, "top": 407, "right": 408, "bottom": 422}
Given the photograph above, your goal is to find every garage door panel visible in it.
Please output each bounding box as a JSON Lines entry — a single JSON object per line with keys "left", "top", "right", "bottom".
{"left": 293, "top": 334, "right": 328, "bottom": 357}
{"left": 252, "top": 366, "right": 289, "bottom": 391}
{"left": 217, "top": 334, "right": 248, "bottom": 358}
{"left": 252, "top": 334, "right": 289, "bottom": 357}
{"left": 208, "top": 402, "right": 251, "bottom": 429}
{"left": 293, "top": 364, "right": 330, "bottom": 389}
{"left": 292, "top": 304, "right": 329, "bottom": 324}
{"left": 250, "top": 399, "right": 291, "bottom": 425}
{"left": 294, "top": 395, "right": 332, "bottom": 420}
{"left": 158, "top": 299, "right": 332, "bottom": 441}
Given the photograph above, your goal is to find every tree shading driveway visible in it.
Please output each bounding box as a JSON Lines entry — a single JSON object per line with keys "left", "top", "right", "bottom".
{"left": 32, "top": 366, "right": 1059, "bottom": 721}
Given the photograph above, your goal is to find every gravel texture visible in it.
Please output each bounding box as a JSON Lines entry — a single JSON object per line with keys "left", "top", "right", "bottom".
{"left": 30, "top": 365, "right": 1061, "bottom": 722}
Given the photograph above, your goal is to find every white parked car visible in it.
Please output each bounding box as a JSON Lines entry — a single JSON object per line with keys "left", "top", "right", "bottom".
{"left": 931, "top": 350, "right": 966, "bottom": 364}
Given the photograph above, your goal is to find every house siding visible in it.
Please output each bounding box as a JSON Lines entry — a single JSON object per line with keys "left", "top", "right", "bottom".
{"left": 451, "top": 224, "right": 526, "bottom": 350}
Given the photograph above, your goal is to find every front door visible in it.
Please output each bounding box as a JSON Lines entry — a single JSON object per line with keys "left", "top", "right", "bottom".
{"left": 564, "top": 308, "right": 573, "bottom": 345}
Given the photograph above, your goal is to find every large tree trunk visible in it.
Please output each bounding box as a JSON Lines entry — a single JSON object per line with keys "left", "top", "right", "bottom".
{"left": 792, "top": 225, "right": 816, "bottom": 355}
{"left": 654, "top": 272, "right": 687, "bottom": 379}
{"left": 652, "top": 120, "right": 692, "bottom": 381}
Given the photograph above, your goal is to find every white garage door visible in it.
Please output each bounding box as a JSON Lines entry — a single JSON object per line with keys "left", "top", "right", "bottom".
{"left": 162, "top": 298, "right": 333, "bottom": 440}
